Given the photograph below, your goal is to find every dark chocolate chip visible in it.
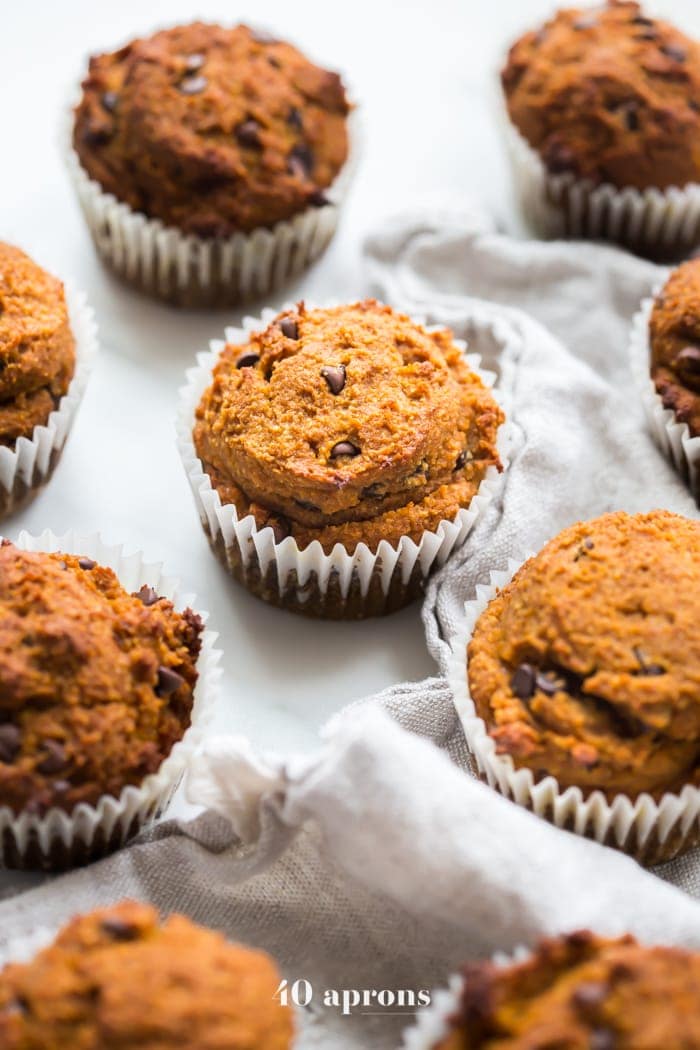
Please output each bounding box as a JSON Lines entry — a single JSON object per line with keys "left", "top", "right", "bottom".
{"left": 631, "top": 15, "right": 654, "bottom": 27}
{"left": 236, "top": 352, "right": 261, "bottom": 369}
{"left": 270, "top": 517, "right": 291, "bottom": 543}
{"left": 536, "top": 672, "right": 564, "bottom": 696}
{"left": 677, "top": 345, "right": 700, "bottom": 378}
{"left": 661, "top": 44, "right": 687, "bottom": 62}
{"left": 0, "top": 538, "right": 11, "bottom": 546}
{"left": 0, "top": 724, "right": 21, "bottom": 763}
{"left": 573, "top": 15, "right": 598, "bottom": 29}
{"left": 544, "top": 141, "right": 578, "bottom": 175}
{"left": 267, "top": 55, "right": 281, "bottom": 69}
{"left": 294, "top": 498, "right": 321, "bottom": 512}
{"left": 101, "top": 91, "right": 118, "bottom": 112}
{"left": 632, "top": 646, "right": 665, "bottom": 677}
{"left": 573, "top": 981, "right": 609, "bottom": 1010}
{"left": 78, "top": 557, "right": 96, "bottom": 570}
{"left": 321, "top": 364, "right": 346, "bottom": 395}
{"left": 307, "top": 189, "right": 330, "bottom": 207}
{"left": 637, "top": 29, "right": 658, "bottom": 41}
{"left": 279, "top": 317, "right": 299, "bottom": 340}
{"left": 590, "top": 1030, "right": 616, "bottom": 1050}
{"left": 37, "top": 740, "right": 68, "bottom": 775}
{"left": 288, "top": 143, "right": 314, "bottom": 178}
{"left": 184, "top": 52, "right": 205, "bottom": 72}
{"left": 511, "top": 664, "right": 536, "bottom": 700}
{"left": 621, "top": 102, "right": 639, "bottom": 131}
{"left": 235, "top": 119, "right": 262, "bottom": 149}
{"left": 101, "top": 916, "right": 140, "bottom": 941}
{"left": 156, "top": 666, "right": 185, "bottom": 697}
{"left": 134, "top": 584, "right": 160, "bottom": 606}
{"left": 330, "top": 441, "right": 360, "bottom": 459}
{"left": 361, "top": 482, "right": 387, "bottom": 500}
{"left": 180, "top": 75, "right": 207, "bottom": 95}
{"left": 5, "top": 996, "right": 29, "bottom": 1017}
{"left": 455, "top": 450, "right": 467, "bottom": 471}
{"left": 287, "top": 106, "right": 303, "bottom": 130}
{"left": 82, "top": 123, "right": 112, "bottom": 146}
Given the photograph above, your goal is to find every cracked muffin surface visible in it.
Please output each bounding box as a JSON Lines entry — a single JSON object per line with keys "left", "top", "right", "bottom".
{"left": 0, "top": 244, "right": 75, "bottom": 447}
{"left": 0, "top": 901, "right": 294, "bottom": 1049}
{"left": 502, "top": 2, "right": 700, "bottom": 190}
{"left": 433, "top": 930, "right": 700, "bottom": 1049}
{"left": 467, "top": 510, "right": 700, "bottom": 798}
{"left": 193, "top": 300, "right": 504, "bottom": 554}
{"left": 0, "top": 542, "right": 203, "bottom": 816}
{"left": 650, "top": 258, "right": 700, "bottom": 438}
{"left": 73, "top": 22, "right": 350, "bottom": 237}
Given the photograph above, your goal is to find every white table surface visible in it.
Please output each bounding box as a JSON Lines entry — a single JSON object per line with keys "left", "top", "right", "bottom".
{"left": 1, "top": 0, "right": 699, "bottom": 894}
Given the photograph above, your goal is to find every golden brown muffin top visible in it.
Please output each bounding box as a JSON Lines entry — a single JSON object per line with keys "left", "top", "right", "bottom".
{"left": 73, "top": 22, "right": 350, "bottom": 237}
{"left": 0, "top": 901, "right": 294, "bottom": 1049}
{"left": 0, "top": 542, "right": 203, "bottom": 816}
{"left": 467, "top": 510, "right": 700, "bottom": 799}
{"left": 434, "top": 930, "right": 700, "bottom": 1049}
{"left": 0, "top": 244, "right": 75, "bottom": 445}
{"left": 502, "top": 2, "right": 700, "bottom": 190}
{"left": 650, "top": 258, "right": 700, "bottom": 438}
{"left": 194, "top": 300, "right": 503, "bottom": 550}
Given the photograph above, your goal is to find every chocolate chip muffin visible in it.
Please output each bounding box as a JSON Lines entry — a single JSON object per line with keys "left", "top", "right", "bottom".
{"left": 467, "top": 510, "right": 700, "bottom": 800}
{"left": 73, "top": 22, "right": 349, "bottom": 236}
{"left": 503, "top": 2, "right": 700, "bottom": 191}
{"left": 0, "top": 901, "right": 294, "bottom": 1048}
{"left": 649, "top": 259, "right": 700, "bottom": 439}
{"left": 431, "top": 930, "right": 700, "bottom": 1049}
{"left": 0, "top": 244, "right": 75, "bottom": 448}
{"left": 0, "top": 541, "right": 202, "bottom": 818}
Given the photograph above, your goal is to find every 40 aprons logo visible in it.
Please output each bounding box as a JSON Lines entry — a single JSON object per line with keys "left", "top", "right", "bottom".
{"left": 275, "top": 978, "right": 432, "bottom": 1017}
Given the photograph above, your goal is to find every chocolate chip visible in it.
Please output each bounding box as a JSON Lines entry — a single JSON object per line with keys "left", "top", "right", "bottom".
{"left": 361, "top": 482, "right": 387, "bottom": 500}
{"left": 661, "top": 44, "right": 687, "bottom": 62}
{"left": 37, "top": 740, "right": 67, "bottom": 775}
{"left": 5, "top": 996, "right": 29, "bottom": 1017}
{"left": 134, "top": 584, "right": 160, "bottom": 606}
{"left": 632, "top": 646, "right": 665, "bottom": 677}
{"left": 307, "top": 189, "right": 330, "bottom": 207}
{"left": 236, "top": 352, "right": 260, "bottom": 369}
{"left": 156, "top": 666, "right": 185, "bottom": 697}
{"left": 180, "top": 75, "right": 207, "bottom": 95}
{"left": 270, "top": 517, "right": 291, "bottom": 543}
{"left": 573, "top": 15, "right": 597, "bottom": 29}
{"left": 677, "top": 346, "right": 700, "bottom": 376}
{"left": 235, "top": 119, "right": 262, "bottom": 149}
{"left": 544, "top": 141, "right": 578, "bottom": 175}
{"left": 0, "top": 724, "right": 20, "bottom": 763}
{"left": 0, "top": 538, "right": 11, "bottom": 547}
{"left": 287, "top": 106, "right": 303, "bottom": 130}
{"left": 455, "top": 450, "right": 467, "bottom": 471}
{"left": 536, "top": 672, "right": 564, "bottom": 696}
{"left": 511, "top": 663, "right": 536, "bottom": 700}
{"left": 52, "top": 780, "right": 71, "bottom": 795}
{"left": 637, "top": 29, "right": 658, "bottom": 41}
{"left": 288, "top": 143, "right": 314, "bottom": 178}
{"left": 621, "top": 102, "right": 639, "bottom": 131}
{"left": 78, "top": 557, "right": 96, "bottom": 570}
{"left": 101, "top": 916, "right": 140, "bottom": 941}
{"left": 590, "top": 1030, "right": 616, "bottom": 1050}
{"left": 573, "top": 981, "right": 609, "bottom": 1010}
{"left": 321, "top": 364, "right": 346, "bottom": 395}
{"left": 184, "top": 52, "right": 205, "bottom": 72}
{"left": 294, "top": 498, "right": 321, "bottom": 512}
{"left": 101, "top": 91, "right": 118, "bottom": 112}
{"left": 279, "top": 317, "right": 299, "bottom": 340}
{"left": 330, "top": 441, "right": 360, "bottom": 459}
{"left": 631, "top": 15, "right": 654, "bottom": 27}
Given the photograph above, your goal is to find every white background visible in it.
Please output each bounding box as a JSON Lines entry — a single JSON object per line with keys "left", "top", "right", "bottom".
{"left": 1, "top": 1, "right": 698, "bottom": 800}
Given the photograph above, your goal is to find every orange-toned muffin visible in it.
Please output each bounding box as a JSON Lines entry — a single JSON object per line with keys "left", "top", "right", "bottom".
{"left": 0, "top": 541, "right": 202, "bottom": 817}
{"left": 0, "top": 901, "right": 294, "bottom": 1049}
{"left": 430, "top": 931, "right": 700, "bottom": 1049}
{"left": 467, "top": 510, "right": 700, "bottom": 800}
{"left": 649, "top": 259, "right": 700, "bottom": 438}
{"left": 0, "top": 244, "right": 75, "bottom": 447}
{"left": 502, "top": 2, "right": 700, "bottom": 191}
{"left": 73, "top": 22, "right": 349, "bottom": 238}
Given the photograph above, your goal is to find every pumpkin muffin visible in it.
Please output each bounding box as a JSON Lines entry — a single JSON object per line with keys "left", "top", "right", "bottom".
{"left": 0, "top": 540, "right": 202, "bottom": 818}
{"left": 0, "top": 244, "right": 75, "bottom": 448}
{"left": 467, "top": 510, "right": 700, "bottom": 800}
{"left": 430, "top": 930, "right": 700, "bottom": 1049}
{"left": 194, "top": 300, "right": 503, "bottom": 560}
{"left": 0, "top": 901, "right": 294, "bottom": 1049}
{"left": 649, "top": 259, "right": 700, "bottom": 439}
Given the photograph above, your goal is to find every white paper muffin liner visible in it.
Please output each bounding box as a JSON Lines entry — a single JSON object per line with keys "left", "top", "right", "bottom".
{"left": 502, "top": 96, "right": 700, "bottom": 259}
{"left": 446, "top": 560, "right": 700, "bottom": 865}
{"left": 176, "top": 305, "right": 509, "bottom": 619}
{"left": 0, "top": 529, "right": 222, "bottom": 871}
{"left": 629, "top": 292, "right": 700, "bottom": 502}
{"left": 0, "top": 282, "right": 97, "bottom": 518}
{"left": 65, "top": 71, "right": 361, "bottom": 307}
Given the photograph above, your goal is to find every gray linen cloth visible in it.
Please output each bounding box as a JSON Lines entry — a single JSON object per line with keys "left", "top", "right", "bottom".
{"left": 1, "top": 204, "right": 699, "bottom": 1050}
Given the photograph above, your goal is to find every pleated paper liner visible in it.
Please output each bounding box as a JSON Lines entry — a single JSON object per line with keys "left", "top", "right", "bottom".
{"left": 0, "top": 530, "right": 222, "bottom": 872}
{"left": 629, "top": 293, "right": 700, "bottom": 504}
{"left": 0, "top": 282, "right": 97, "bottom": 519}
{"left": 176, "top": 306, "right": 510, "bottom": 620}
{"left": 446, "top": 560, "right": 700, "bottom": 866}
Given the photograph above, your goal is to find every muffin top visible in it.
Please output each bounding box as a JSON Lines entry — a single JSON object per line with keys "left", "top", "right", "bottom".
{"left": 73, "top": 22, "right": 350, "bottom": 237}
{"left": 194, "top": 300, "right": 504, "bottom": 553}
{"left": 650, "top": 258, "right": 700, "bottom": 437}
{"left": 434, "top": 930, "right": 700, "bottom": 1049}
{"left": 0, "top": 901, "right": 294, "bottom": 1049}
{"left": 502, "top": 2, "right": 700, "bottom": 190}
{"left": 0, "top": 243, "right": 75, "bottom": 446}
{"left": 467, "top": 510, "right": 700, "bottom": 799}
{"left": 0, "top": 542, "right": 203, "bottom": 816}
